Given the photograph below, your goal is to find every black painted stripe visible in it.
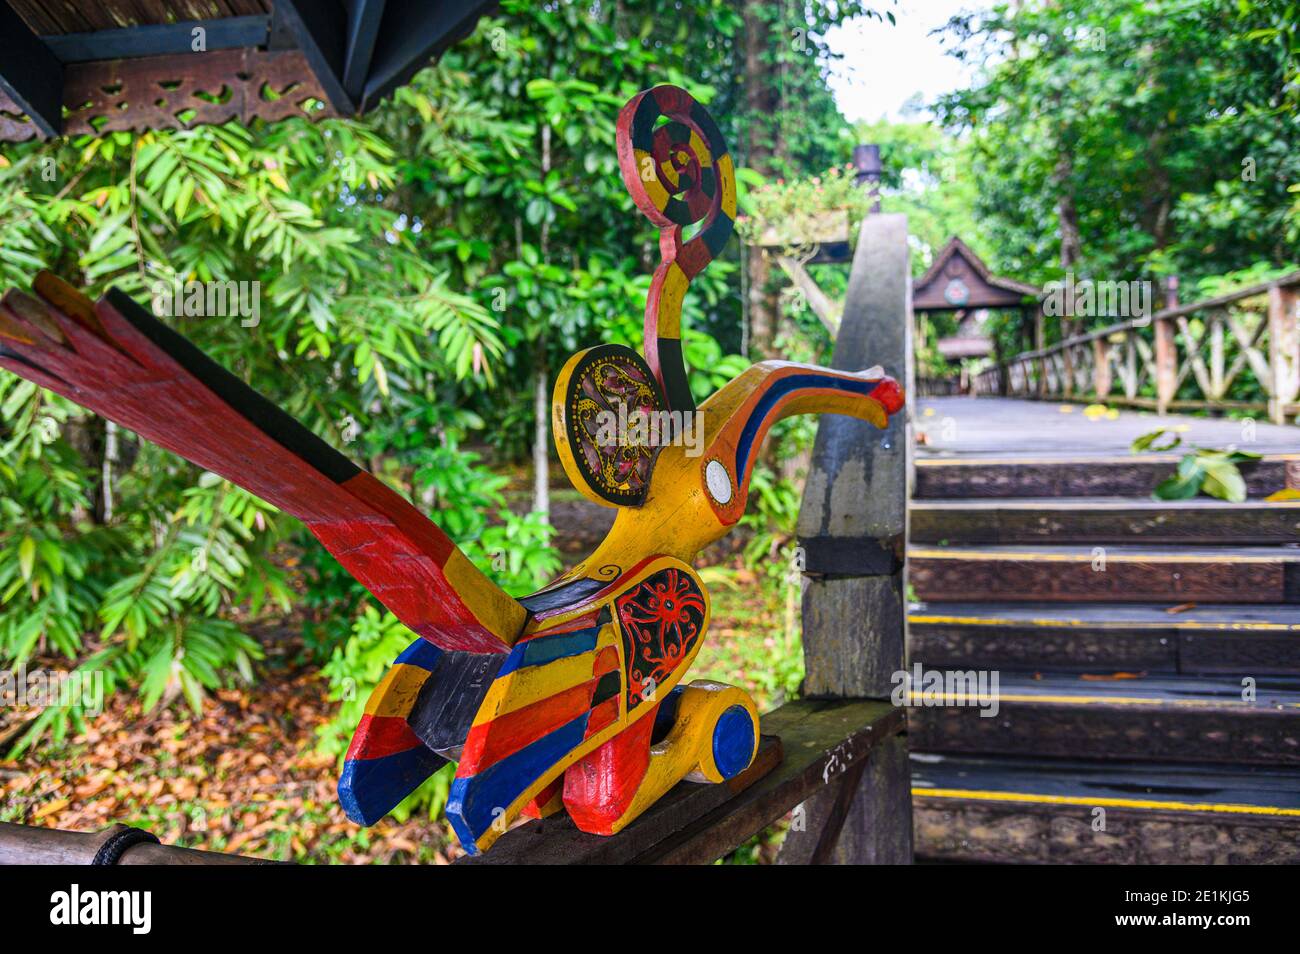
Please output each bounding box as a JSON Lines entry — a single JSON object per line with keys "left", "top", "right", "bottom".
{"left": 631, "top": 91, "right": 660, "bottom": 149}
{"left": 654, "top": 336, "right": 695, "bottom": 413}
{"left": 591, "top": 669, "right": 622, "bottom": 707}
{"left": 106, "top": 288, "right": 360, "bottom": 484}
{"left": 517, "top": 575, "right": 608, "bottom": 614}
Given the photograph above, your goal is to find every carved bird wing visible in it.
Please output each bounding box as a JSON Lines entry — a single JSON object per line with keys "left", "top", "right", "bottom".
{"left": 0, "top": 273, "right": 524, "bottom": 654}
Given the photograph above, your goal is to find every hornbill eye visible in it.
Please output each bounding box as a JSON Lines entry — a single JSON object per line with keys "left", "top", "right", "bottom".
{"left": 705, "top": 459, "right": 733, "bottom": 504}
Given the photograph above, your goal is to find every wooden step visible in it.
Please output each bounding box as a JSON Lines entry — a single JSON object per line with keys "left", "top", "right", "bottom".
{"left": 912, "top": 753, "right": 1300, "bottom": 864}
{"left": 907, "top": 674, "right": 1300, "bottom": 765}
{"left": 914, "top": 454, "right": 1298, "bottom": 500}
{"left": 911, "top": 497, "right": 1300, "bottom": 545}
{"left": 908, "top": 602, "right": 1300, "bottom": 675}
{"left": 909, "top": 544, "right": 1300, "bottom": 604}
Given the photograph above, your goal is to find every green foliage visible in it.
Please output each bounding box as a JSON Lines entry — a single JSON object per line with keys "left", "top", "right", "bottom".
{"left": 736, "top": 163, "right": 873, "bottom": 247}
{"left": 853, "top": 116, "right": 988, "bottom": 276}
{"left": 937, "top": 0, "right": 1300, "bottom": 287}
{"left": 1132, "top": 429, "right": 1262, "bottom": 502}
{"left": 0, "top": 1, "right": 880, "bottom": 761}
{"left": 1131, "top": 429, "right": 1183, "bottom": 454}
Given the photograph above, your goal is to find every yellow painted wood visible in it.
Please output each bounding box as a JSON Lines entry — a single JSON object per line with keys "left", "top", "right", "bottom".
{"left": 909, "top": 547, "right": 1298, "bottom": 563}
{"left": 442, "top": 547, "right": 529, "bottom": 646}
{"left": 908, "top": 611, "right": 1300, "bottom": 632}
{"left": 717, "top": 154, "right": 737, "bottom": 219}
{"left": 473, "top": 652, "right": 603, "bottom": 724}
{"left": 907, "top": 690, "right": 1300, "bottom": 708}
{"left": 362, "top": 664, "right": 430, "bottom": 718}
{"left": 655, "top": 263, "right": 689, "bottom": 338}
{"left": 465, "top": 558, "right": 714, "bottom": 853}
{"left": 913, "top": 787, "right": 1300, "bottom": 817}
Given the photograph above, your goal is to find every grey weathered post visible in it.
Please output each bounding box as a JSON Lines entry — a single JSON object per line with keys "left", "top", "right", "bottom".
{"left": 778, "top": 213, "right": 913, "bottom": 864}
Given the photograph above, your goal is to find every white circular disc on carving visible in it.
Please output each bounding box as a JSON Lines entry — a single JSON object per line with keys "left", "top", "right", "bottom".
{"left": 705, "top": 460, "right": 733, "bottom": 504}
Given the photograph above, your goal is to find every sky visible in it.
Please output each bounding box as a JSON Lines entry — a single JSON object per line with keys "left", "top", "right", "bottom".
{"left": 825, "top": 0, "right": 988, "bottom": 123}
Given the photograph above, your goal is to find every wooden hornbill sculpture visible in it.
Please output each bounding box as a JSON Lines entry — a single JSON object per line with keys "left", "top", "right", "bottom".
{"left": 0, "top": 86, "right": 902, "bottom": 854}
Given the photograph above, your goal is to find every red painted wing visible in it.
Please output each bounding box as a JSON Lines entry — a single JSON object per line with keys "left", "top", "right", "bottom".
{"left": 0, "top": 275, "right": 523, "bottom": 653}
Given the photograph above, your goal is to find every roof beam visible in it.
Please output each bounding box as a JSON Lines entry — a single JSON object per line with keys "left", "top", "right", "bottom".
{"left": 273, "top": 0, "right": 356, "bottom": 115}
{"left": 361, "top": 0, "right": 496, "bottom": 112}
{"left": 342, "top": 0, "right": 388, "bottom": 105}
{"left": 42, "top": 16, "right": 270, "bottom": 64}
{"left": 0, "top": 3, "right": 63, "bottom": 138}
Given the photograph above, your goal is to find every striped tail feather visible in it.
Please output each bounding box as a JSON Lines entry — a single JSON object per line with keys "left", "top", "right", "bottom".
{"left": 0, "top": 273, "right": 525, "bottom": 654}
{"left": 445, "top": 611, "right": 625, "bottom": 854}
{"left": 339, "top": 638, "right": 507, "bottom": 825}
{"left": 339, "top": 640, "right": 451, "bottom": 825}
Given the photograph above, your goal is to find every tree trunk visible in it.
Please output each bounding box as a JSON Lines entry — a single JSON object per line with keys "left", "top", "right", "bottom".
{"left": 743, "top": 3, "right": 782, "bottom": 361}
{"left": 532, "top": 358, "right": 549, "bottom": 520}
{"left": 532, "top": 123, "right": 553, "bottom": 521}
{"left": 1051, "top": 152, "right": 1083, "bottom": 338}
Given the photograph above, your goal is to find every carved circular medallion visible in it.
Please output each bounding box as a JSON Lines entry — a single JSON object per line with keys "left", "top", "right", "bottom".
{"left": 562, "top": 345, "right": 667, "bottom": 506}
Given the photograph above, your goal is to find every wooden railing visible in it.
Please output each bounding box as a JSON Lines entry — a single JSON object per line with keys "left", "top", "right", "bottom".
{"left": 975, "top": 272, "right": 1300, "bottom": 423}
{"left": 916, "top": 375, "right": 963, "bottom": 397}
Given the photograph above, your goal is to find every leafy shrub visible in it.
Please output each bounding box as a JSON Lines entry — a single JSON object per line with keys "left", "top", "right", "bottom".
{"left": 1132, "top": 429, "right": 1261, "bottom": 503}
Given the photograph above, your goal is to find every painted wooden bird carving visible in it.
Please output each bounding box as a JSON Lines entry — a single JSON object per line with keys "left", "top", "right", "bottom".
{"left": 0, "top": 85, "right": 902, "bottom": 855}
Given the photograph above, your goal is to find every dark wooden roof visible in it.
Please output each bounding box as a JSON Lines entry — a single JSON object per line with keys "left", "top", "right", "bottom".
{"left": 913, "top": 236, "right": 1040, "bottom": 312}
{"left": 0, "top": 0, "right": 497, "bottom": 140}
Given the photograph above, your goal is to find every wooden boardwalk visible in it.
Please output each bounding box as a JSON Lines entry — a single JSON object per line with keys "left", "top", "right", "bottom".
{"left": 907, "top": 395, "right": 1300, "bottom": 864}
{"left": 916, "top": 395, "right": 1300, "bottom": 459}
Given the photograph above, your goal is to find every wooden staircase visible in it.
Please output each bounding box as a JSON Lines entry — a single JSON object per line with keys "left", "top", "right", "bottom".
{"left": 907, "top": 400, "right": 1300, "bottom": 864}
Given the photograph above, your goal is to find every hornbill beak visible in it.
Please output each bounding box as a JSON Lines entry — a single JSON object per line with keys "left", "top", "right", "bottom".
{"left": 697, "top": 360, "right": 904, "bottom": 527}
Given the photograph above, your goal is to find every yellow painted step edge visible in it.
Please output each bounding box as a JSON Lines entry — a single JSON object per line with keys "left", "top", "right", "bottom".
{"left": 907, "top": 690, "right": 1300, "bottom": 708}
{"left": 913, "top": 787, "right": 1300, "bottom": 818}
{"left": 908, "top": 613, "right": 1300, "bottom": 633}
{"left": 909, "top": 547, "right": 1297, "bottom": 563}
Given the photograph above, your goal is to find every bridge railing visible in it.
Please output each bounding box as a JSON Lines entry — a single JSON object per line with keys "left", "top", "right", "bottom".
{"left": 976, "top": 272, "right": 1300, "bottom": 423}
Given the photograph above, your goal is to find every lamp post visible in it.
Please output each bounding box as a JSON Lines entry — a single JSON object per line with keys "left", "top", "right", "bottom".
{"left": 853, "top": 143, "right": 882, "bottom": 213}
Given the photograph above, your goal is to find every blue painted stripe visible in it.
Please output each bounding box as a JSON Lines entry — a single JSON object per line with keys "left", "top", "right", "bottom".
{"left": 338, "top": 746, "right": 447, "bottom": 826}
{"left": 445, "top": 710, "right": 591, "bottom": 854}
{"left": 734, "top": 374, "right": 881, "bottom": 484}
{"left": 496, "top": 625, "right": 600, "bottom": 677}
{"left": 394, "top": 636, "right": 443, "bottom": 671}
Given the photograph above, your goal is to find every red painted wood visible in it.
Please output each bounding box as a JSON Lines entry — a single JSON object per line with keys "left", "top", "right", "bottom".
{"left": 584, "top": 696, "right": 621, "bottom": 738}
{"left": 563, "top": 704, "right": 657, "bottom": 834}
{"left": 0, "top": 288, "right": 511, "bottom": 654}
{"left": 520, "top": 777, "right": 563, "bottom": 820}
{"left": 459, "top": 679, "right": 599, "bottom": 776}
{"left": 345, "top": 714, "right": 423, "bottom": 761}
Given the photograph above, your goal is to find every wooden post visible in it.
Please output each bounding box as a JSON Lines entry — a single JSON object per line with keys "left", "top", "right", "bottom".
{"left": 1268, "top": 281, "right": 1299, "bottom": 425}
{"left": 1034, "top": 305, "right": 1047, "bottom": 397}
{"left": 779, "top": 213, "right": 912, "bottom": 865}
{"left": 1092, "top": 336, "right": 1111, "bottom": 400}
{"left": 993, "top": 331, "right": 1008, "bottom": 396}
{"left": 1154, "top": 276, "right": 1179, "bottom": 415}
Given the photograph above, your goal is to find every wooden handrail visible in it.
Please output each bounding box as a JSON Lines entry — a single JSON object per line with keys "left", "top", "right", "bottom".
{"left": 982, "top": 272, "right": 1300, "bottom": 422}
{"left": 0, "top": 822, "right": 270, "bottom": 865}
{"left": 458, "top": 699, "right": 904, "bottom": 864}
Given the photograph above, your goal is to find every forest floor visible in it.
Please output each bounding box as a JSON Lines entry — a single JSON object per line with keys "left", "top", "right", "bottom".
{"left": 1, "top": 484, "right": 800, "bottom": 864}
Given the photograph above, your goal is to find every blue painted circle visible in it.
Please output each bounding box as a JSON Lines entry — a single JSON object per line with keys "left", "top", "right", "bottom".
{"left": 712, "top": 705, "right": 755, "bottom": 779}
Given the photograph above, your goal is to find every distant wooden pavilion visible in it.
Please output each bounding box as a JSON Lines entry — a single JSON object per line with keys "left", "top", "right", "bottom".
{"left": 0, "top": 0, "right": 497, "bottom": 141}
{"left": 912, "top": 236, "right": 1041, "bottom": 366}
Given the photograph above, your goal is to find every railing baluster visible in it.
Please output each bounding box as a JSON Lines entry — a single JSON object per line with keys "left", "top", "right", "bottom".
{"left": 1154, "top": 315, "right": 1177, "bottom": 415}
{"left": 1268, "top": 281, "right": 1300, "bottom": 424}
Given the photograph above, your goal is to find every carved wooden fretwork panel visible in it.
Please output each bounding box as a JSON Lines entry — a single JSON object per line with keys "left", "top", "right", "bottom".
{"left": 0, "top": 49, "right": 336, "bottom": 142}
